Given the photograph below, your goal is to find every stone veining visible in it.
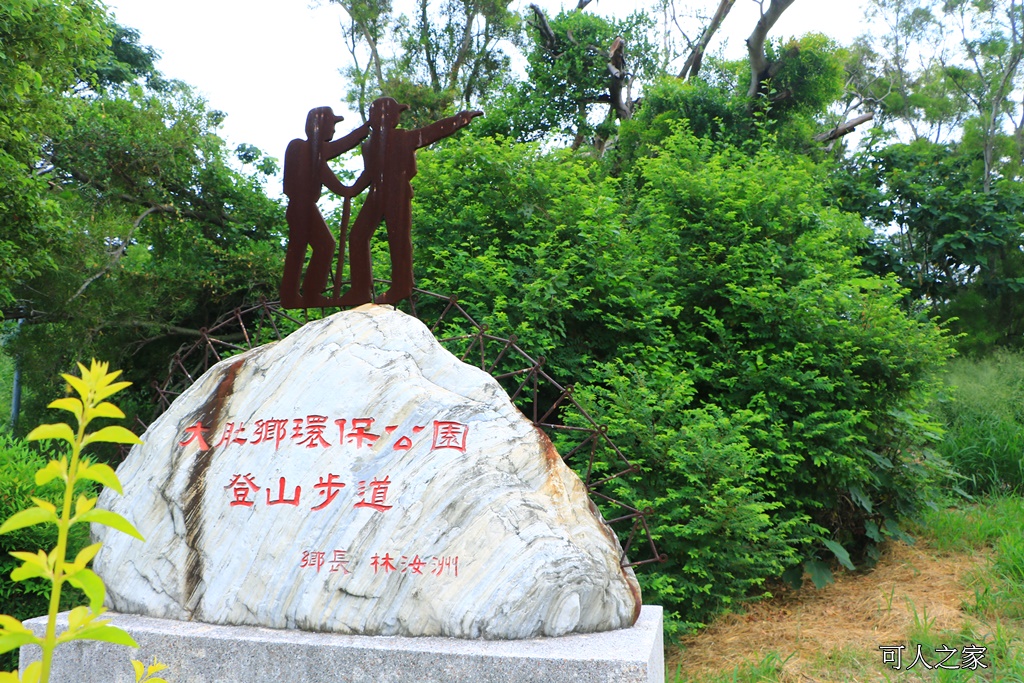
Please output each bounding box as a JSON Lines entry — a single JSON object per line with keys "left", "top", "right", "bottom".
{"left": 182, "top": 356, "right": 243, "bottom": 619}
{"left": 93, "top": 305, "right": 641, "bottom": 639}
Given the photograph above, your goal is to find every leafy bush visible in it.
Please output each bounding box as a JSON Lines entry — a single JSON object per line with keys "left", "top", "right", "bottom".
{"left": 411, "top": 128, "right": 953, "bottom": 632}
{"left": 0, "top": 436, "right": 90, "bottom": 672}
{"left": 570, "top": 364, "right": 796, "bottom": 637}
{"left": 931, "top": 351, "right": 1024, "bottom": 494}
{"left": 411, "top": 133, "right": 650, "bottom": 386}
{"left": 626, "top": 126, "right": 953, "bottom": 566}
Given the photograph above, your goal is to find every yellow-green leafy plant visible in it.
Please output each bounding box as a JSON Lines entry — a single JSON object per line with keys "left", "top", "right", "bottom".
{"left": 132, "top": 656, "right": 168, "bottom": 683}
{"left": 0, "top": 360, "right": 145, "bottom": 683}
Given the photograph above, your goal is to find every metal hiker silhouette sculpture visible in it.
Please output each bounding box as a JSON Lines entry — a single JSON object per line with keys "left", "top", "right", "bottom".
{"left": 281, "top": 106, "right": 368, "bottom": 308}
{"left": 279, "top": 97, "right": 482, "bottom": 309}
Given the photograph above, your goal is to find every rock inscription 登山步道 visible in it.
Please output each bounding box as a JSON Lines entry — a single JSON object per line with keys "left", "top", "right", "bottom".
{"left": 92, "top": 305, "right": 641, "bottom": 639}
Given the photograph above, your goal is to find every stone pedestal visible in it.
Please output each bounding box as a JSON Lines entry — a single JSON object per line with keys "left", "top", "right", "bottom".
{"left": 20, "top": 606, "right": 664, "bottom": 683}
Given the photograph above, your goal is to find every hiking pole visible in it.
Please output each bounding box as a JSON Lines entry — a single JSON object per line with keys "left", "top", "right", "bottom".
{"left": 332, "top": 195, "right": 351, "bottom": 301}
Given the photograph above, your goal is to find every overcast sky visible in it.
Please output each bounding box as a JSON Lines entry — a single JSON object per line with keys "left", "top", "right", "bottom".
{"left": 105, "top": 0, "right": 872, "bottom": 168}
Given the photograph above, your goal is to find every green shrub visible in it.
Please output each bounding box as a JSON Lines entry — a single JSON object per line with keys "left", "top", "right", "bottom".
{"left": 570, "top": 364, "right": 797, "bottom": 637}
{"left": 625, "top": 126, "right": 953, "bottom": 566}
{"left": 931, "top": 350, "right": 1024, "bottom": 494}
{"left": 411, "top": 129, "right": 953, "bottom": 633}
{"left": 0, "top": 435, "right": 90, "bottom": 671}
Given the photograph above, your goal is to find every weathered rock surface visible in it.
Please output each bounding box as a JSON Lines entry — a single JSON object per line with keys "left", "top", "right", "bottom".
{"left": 94, "top": 305, "right": 640, "bottom": 639}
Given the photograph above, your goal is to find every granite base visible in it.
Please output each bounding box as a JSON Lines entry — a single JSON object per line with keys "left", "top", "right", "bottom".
{"left": 20, "top": 606, "right": 664, "bottom": 682}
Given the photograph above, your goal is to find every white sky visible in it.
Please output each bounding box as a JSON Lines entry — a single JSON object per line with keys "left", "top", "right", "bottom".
{"left": 105, "top": 0, "right": 872, "bottom": 168}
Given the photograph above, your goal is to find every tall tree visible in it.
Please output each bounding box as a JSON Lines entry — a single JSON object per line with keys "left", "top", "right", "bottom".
{"left": 853, "top": 0, "right": 1024, "bottom": 164}
{"left": 942, "top": 0, "right": 1024, "bottom": 191}
{"left": 1, "top": 1, "right": 285, "bottom": 429}
{"left": 838, "top": 0, "right": 1024, "bottom": 349}
{"left": 0, "top": 0, "right": 112, "bottom": 312}
{"left": 838, "top": 137, "right": 1024, "bottom": 349}
{"left": 510, "top": 6, "right": 657, "bottom": 150}
{"left": 9, "top": 78, "right": 284, "bottom": 427}
{"left": 860, "top": 0, "right": 957, "bottom": 139}
{"left": 330, "top": 0, "right": 519, "bottom": 123}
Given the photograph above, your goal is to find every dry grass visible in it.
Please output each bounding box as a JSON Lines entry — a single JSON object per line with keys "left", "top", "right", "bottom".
{"left": 666, "top": 540, "right": 986, "bottom": 682}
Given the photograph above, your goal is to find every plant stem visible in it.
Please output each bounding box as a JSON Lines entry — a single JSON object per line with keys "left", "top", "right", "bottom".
{"left": 39, "top": 403, "right": 88, "bottom": 683}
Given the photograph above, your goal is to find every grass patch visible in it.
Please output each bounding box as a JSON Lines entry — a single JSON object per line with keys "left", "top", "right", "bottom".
{"left": 804, "top": 644, "right": 883, "bottom": 682}
{"left": 967, "top": 542, "right": 1024, "bottom": 623}
{"left": 913, "top": 496, "right": 1024, "bottom": 554}
{"left": 932, "top": 352, "right": 1024, "bottom": 494}
{"left": 670, "top": 652, "right": 788, "bottom": 682}
{"left": 915, "top": 496, "right": 1024, "bottom": 626}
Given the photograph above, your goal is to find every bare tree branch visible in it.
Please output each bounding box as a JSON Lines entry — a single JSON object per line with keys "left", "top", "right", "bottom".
{"left": 447, "top": 11, "right": 477, "bottom": 92}
{"left": 421, "top": 0, "right": 442, "bottom": 91}
{"left": 528, "top": 4, "right": 560, "bottom": 53}
{"left": 69, "top": 204, "right": 170, "bottom": 303}
{"left": 679, "top": 0, "right": 737, "bottom": 80}
{"left": 813, "top": 112, "right": 875, "bottom": 142}
{"left": 360, "top": 22, "right": 386, "bottom": 89}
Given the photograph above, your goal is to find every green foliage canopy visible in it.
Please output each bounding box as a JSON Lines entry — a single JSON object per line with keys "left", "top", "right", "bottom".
{"left": 836, "top": 136, "right": 1024, "bottom": 351}
{"left": 2, "top": 1, "right": 285, "bottom": 431}
{"left": 0, "top": 0, "right": 112, "bottom": 309}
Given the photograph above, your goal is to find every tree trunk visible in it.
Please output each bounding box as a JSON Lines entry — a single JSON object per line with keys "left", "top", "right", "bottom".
{"left": 746, "top": 0, "right": 799, "bottom": 99}
{"left": 420, "top": 0, "right": 441, "bottom": 91}
{"left": 607, "top": 36, "right": 632, "bottom": 121}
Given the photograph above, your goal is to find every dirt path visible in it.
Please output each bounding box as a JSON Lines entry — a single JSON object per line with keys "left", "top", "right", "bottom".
{"left": 666, "top": 541, "right": 985, "bottom": 681}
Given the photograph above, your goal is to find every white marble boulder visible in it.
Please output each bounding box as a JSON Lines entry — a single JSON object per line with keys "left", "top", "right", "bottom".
{"left": 93, "top": 305, "right": 641, "bottom": 639}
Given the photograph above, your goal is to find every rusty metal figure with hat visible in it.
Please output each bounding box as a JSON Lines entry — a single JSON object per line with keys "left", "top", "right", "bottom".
{"left": 280, "top": 106, "right": 369, "bottom": 308}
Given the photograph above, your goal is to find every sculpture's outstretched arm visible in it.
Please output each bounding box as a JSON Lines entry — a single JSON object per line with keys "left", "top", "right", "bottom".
{"left": 323, "top": 123, "right": 370, "bottom": 159}
{"left": 349, "top": 170, "right": 372, "bottom": 196}
{"left": 414, "top": 110, "right": 483, "bottom": 148}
